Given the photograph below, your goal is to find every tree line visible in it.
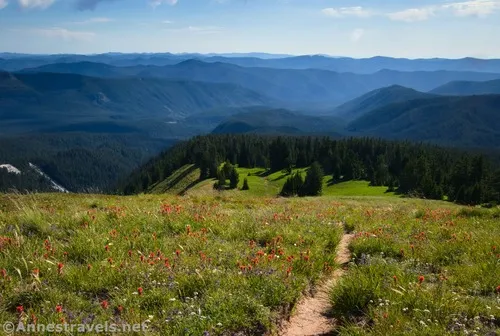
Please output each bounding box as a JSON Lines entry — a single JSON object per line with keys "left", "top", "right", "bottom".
{"left": 120, "top": 134, "right": 500, "bottom": 205}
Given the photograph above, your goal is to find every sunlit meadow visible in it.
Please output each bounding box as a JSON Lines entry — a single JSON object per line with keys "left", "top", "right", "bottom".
{"left": 0, "top": 192, "right": 498, "bottom": 335}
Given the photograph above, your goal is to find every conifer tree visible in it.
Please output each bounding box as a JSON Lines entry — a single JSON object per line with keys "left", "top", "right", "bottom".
{"left": 242, "top": 178, "right": 250, "bottom": 190}
{"left": 300, "top": 162, "right": 324, "bottom": 196}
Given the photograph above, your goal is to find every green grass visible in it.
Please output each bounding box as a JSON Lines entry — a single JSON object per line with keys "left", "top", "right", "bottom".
{"left": 149, "top": 164, "right": 200, "bottom": 194}
{"left": 322, "top": 179, "right": 396, "bottom": 197}
{"left": 2, "top": 191, "right": 496, "bottom": 335}
{"left": 330, "top": 204, "right": 500, "bottom": 335}
{"left": 169, "top": 166, "right": 396, "bottom": 198}
{"left": 0, "top": 193, "right": 344, "bottom": 335}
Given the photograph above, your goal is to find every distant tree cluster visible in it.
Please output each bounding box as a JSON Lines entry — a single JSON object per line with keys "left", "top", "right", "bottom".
{"left": 280, "top": 162, "right": 324, "bottom": 197}
{"left": 213, "top": 161, "right": 240, "bottom": 190}
{"left": 121, "top": 134, "right": 500, "bottom": 205}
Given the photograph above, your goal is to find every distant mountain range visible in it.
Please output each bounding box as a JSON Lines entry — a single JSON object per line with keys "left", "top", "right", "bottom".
{"left": 3, "top": 53, "right": 500, "bottom": 73}
{"left": 212, "top": 109, "right": 343, "bottom": 136}
{"left": 431, "top": 79, "right": 500, "bottom": 96}
{"left": 331, "top": 85, "right": 436, "bottom": 122}
{"left": 346, "top": 94, "right": 500, "bottom": 147}
{"left": 2, "top": 52, "right": 500, "bottom": 192}
{"left": 0, "top": 71, "right": 271, "bottom": 136}
{"left": 16, "top": 60, "right": 500, "bottom": 107}
{"left": 210, "top": 86, "right": 500, "bottom": 148}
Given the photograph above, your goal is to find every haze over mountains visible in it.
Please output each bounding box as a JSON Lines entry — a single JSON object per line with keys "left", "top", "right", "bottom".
{"left": 1, "top": 52, "right": 500, "bottom": 192}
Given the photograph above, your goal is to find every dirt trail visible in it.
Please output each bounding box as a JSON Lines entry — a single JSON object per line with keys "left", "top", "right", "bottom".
{"left": 279, "top": 232, "right": 354, "bottom": 336}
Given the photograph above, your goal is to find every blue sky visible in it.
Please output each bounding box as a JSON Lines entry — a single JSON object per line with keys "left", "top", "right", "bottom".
{"left": 1, "top": 0, "right": 500, "bottom": 58}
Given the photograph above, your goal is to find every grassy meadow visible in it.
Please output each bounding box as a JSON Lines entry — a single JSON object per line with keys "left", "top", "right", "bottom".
{"left": 150, "top": 165, "right": 397, "bottom": 198}
{"left": 0, "top": 190, "right": 498, "bottom": 335}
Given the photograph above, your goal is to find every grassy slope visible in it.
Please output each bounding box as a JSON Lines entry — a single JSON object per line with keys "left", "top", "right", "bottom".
{"left": 0, "top": 193, "right": 497, "bottom": 335}
{"left": 162, "top": 166, "right": 396, "bottom": 198}
{"left": 148, "top": 164, "right": 201, "bottom": 195}
{"left": 330, "top": 203, "right": 500, "bottom": 335}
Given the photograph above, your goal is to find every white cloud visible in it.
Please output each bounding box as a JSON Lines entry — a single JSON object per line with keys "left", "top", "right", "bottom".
{"left": 71, "top": 17, "right": 114, "bottom": 24}
{"left": 324, "top": 0, "right": 500, "bottom": 23}
{"left": 442, "top": 0, "right": 500, "bottom": 17}
{"left": 350, "top": 28, "right": 365, "bottom": 42}
{"left": 17, "top": 0, "right": 55, "bottom": 9}
{"left": 165, "top": 25, "right": 223, "bottom": 34}
{"left": 387, "top": 7, "right": 436, "bottom": 22}
{"left": 0, "top": 0, "right": 8, "bottom": 10}
{"left": 322, "top": 6, "right": 372, "bottom": 18}
{"left": 150, "top": 0, "right": 177, "bottom": 8}
{"left": 30, "top": 27, "right": 95, "bottom": 41}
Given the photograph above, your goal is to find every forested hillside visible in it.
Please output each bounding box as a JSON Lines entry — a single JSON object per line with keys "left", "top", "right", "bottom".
{"left": 121, "top": 135, "right": 500, "bottom": 205}
{"left": 0, "top": 134, "right": 175, "bottom": 193}
{"left": 347, "top": 95, "right": 500, "bottom": 147}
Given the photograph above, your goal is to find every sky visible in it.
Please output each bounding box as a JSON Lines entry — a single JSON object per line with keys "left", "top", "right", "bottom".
{"left": 1, "top": 0, "right": 500, "bottom": 58}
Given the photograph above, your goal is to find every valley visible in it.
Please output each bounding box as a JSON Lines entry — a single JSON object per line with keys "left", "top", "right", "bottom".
{"left": 2, "top": 54, "right": 500, "bottom": 193}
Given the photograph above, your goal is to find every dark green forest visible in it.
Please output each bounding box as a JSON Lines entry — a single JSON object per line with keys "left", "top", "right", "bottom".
{"left": 121, "top": 134, "right": 500, "bottom": 205}
{"left": 0, "top": 133, "right": 174, "bottom": 193}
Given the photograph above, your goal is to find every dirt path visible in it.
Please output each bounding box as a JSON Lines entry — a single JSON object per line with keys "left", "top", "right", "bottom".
{"left": 279, "top": 232, "right": 354, "bottom": 336}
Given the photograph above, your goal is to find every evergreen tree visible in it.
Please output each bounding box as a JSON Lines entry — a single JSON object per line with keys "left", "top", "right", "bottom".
{"left": 242, "top": 178, "right": 250, "bottom": 191}
{"left": 300, "top": 162, "right": 324, "bottom": 196}
{"left": 229, "top": 168, "right": 240, "bottom": 189}
{"left": 217, "top": 170, "right": 226, "bottom": 190}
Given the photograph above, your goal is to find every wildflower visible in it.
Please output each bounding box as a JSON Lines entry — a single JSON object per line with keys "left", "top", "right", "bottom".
{"left": 105, "top": 245, "right": 110, "bottom": 252}
{"left": 16, "top": 306, "right": 24, "bottom": 314}
{"left": 1, "top": 269, "right": 6, "bottom": 278}
{"left": 117, "top": 305, "right": 124, "bottom": 313}
{"left": 55, "top": 305, "right": 63, "bottom": 313}
{"left": 33, "top": 268, "right": 40, "bottom": 277}
{"left": 418, "top": 275, "right": 425, "bottom": 284}
{"left": 393, "top": 275, "right": 398, "bottom": 284}
{"left": 496, "top": 285, "right": 500, "bottom": 293}
{"left": 57, "top": 262, "right": 64, "bottom": 275}
{"left": 128, "top": 250, "right": 132, "bottom": 257}
{"left": 87, "top": 264, "right": 92, "bottom": 271}
{"left": 175, "top": 249, "right": 181, "bottom": 257}
{"left": 108, "top": 258, "right": 113, "bottom": 265}
{"left": 138, "top": 287, "right": 143, "bottom": 296}
{"left": 101, "top": 300, "right": 109, "bottom": 309}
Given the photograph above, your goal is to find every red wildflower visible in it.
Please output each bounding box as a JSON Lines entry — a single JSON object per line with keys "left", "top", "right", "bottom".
{"left": 138, "top": 287, "right": 143, "bottom": 296}
{"left": 16, "top": 306, "right": 24, "bottom": 314}
{"left": 117, "top": 305, "right": 124, "bottom": 313}
{"left": 286, "top": 267, "right": 292, "bottom": 277}
{"left": 55, "top": 305, "right": 63, "bottom": 313}
{"left": 496, "top": 285, "right": 500, "bottom": 293}
{"left": 87, "top": 264, "right": 92, "bottom": 271}
{"left": 57, "top": 263, "right": 64, "bottom": 275}
{"left": 175, "top": 249, "right": 181, "bottom": 257}
{"left": 128, "top": 250, "right": 132, "bottom": 257}
{"left": 393, "top": 275, "right": 398, "bottom": 284}
{"left": 418, "top": 275, "right": 425, "bottom": 284}
{"left": 105, "top": 245, "right": 110, "bottom": 252}
{"left": 107, "top": 258, "right": 113, "bottom": 265}
{"left": 383, "top": 313, "right": 389, "bottom": 319}
{"left": 101, "top": 300, "right": 109, "bottom": 310}
{"left": 1, "top": 269, "right": 7, "bottom": 278}
{"left": 33, "top": 268, "right": 40, "bottom": 276}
